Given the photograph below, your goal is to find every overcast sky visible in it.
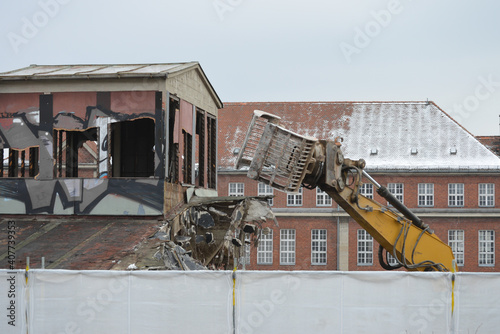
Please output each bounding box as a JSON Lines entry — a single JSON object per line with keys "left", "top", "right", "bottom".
{"left": 1, "top": 0, "right": 499, "bottom": 135}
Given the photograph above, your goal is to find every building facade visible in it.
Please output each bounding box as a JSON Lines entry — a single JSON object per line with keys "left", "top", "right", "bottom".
{"left": 218, "top": 102, "right": 500, "bottom": 272}
{"left": 0, "top": 63, "right": 226, "bottom": 270}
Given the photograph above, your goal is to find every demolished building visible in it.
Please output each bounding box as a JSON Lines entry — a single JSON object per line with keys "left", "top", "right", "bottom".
{"left": 0, "top": 63, "right": 273, "bottom": 270}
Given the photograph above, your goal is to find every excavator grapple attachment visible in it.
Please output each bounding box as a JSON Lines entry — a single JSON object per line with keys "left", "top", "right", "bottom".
{"left": 235, "top": 110, "right": 317, "bottom": 192}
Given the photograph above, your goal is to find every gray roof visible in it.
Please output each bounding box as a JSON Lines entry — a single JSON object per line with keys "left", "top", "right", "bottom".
{"left": 219, "top": 102, "right": 500, "bottom": 172}
{"left": 0, "top": 62, "right": 199, "bottom": 80}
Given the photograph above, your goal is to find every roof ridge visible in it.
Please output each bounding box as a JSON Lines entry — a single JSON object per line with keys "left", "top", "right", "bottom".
{"left": 223, "top": 101, "right": 433, "bottom": 105}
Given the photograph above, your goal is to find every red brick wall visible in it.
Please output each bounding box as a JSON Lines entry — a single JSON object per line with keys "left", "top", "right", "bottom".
{"left": 243, "top": 217, "right": 338, "bottom": 271}
{"left": 219, "top": 172, "right": 500, "bottom": 272}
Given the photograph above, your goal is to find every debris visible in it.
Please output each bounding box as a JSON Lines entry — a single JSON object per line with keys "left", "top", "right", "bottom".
{"left": 156, "top": 196, "right": 276, "bottom": 270}
{"left": 174, "top": 235, "right": 191, "bottom": 244}
{"left": 196, "top": 211, "right": 215, "bottom": 229}
{"left": 205, "top": 232, "right": 214, "bottom": 244}
{"left": 232, "top": 238, "right": 242, "bottom": 247}
{"left": 243, "top": 223, "right": 256, "bottom": 233}
{"left": 127, "top": 263, "right": 138, "bottom": 270}
{"left": 209, "top": 206, "right": 228, "bottom": 217}
{"left": 161, "top": 242, "right": 206, "bottom": 270}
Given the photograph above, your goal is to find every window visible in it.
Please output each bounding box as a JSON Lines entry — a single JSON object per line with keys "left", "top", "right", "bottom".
{"left": 195, "top": 110, "right": 206, "bottom": 187}
{"left": 182, "top": 130, "right": 193, "bottom": 183}
{"left": 206, "top": 115, "right": 217, "bottom": 189}
{"left": 357, "top": 229, "right": 373, "bottom": 265}
{"left": 479, "top": 230, "right": 494, "bottom": 266}
{"left": 257, "top": 230, "right": 273, "bottom": 265}
{"left": 448, "top": 183, "right": 464, "bottom": 207}
{"left": 360, "top": 183, "right": 373, "bottom": 199}
{"left": 54, "top": 128, "right": 98, "bottom": 178}
{"left": 167, "top": 97, "right": 180, "bottom": 183}
{"left": 418, "top": 183, "right": 434, "bottom": 207}
{"left": 479, "top": 183, "right": 495, "bottom": 207}
{"left": 287, "top": 187, "right": 303, "bottom": 206}
{"left": 448, "top": 230, "right": 464, "bottom": 266}
{"left": 388, "top": 183, "right": 404, "bottom": 204}
{"left": 258, "top": 182, "right": 274, "bottom": 206}
{"left": 316, "top": 188, "right": 332, "bottom": 206}
{"left": 311, "top": 229, "right": 327, "bottom": 265}
{"left": 228, "top": 183, "right": 244, "bottom": 196}
{"left": 280, "top": 229, "right": 296, "bottom": 265}
{"left": 110, "top": 119, "right": 155, "bottom": 177}
{"left": 244, "top": 234, "right": 251, "bottom": 265}
{"left": 387, "top": 252, "right": 399, "bottom": 266}
{"left": 1, "top": 147, "right": 39, "bottom": 178}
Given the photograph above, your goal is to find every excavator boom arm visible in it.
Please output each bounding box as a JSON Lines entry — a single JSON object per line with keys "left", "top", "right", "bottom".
{"left": 236, "top": 110, "right": 456, "bottom": 272}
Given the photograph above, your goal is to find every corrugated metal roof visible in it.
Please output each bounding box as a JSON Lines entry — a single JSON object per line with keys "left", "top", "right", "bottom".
{"left": 0, "top": 62, "right": 198, "bottom": 80}
{"left": 219, "top": 102, "right": 500, "bottom": 171}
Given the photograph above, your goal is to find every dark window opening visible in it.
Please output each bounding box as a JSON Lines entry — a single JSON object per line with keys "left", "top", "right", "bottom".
{"left": 183, "top": 130, "right": 193, "bottom": 183}
{"left": 196, "top": 110, "right": 205, "bottom": 187}
{"left": 1, "top": 147, "right": 39, "bottom": 178}
{"left": 110, "top": 118, "right": 155, "bottom": 177}
{"left": 53, "top": 128, "right": 98, "bottom": 178}
{"left": 167, "top": 97, "right": 179, "bottom": 183}
{"left": 207, "top": 115, "right": 217, "bottom": 189}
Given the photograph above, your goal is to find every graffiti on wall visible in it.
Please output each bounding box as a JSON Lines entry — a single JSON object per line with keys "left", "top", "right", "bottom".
{"left": 0, "top": 91, "right": 165, "bottom": 216}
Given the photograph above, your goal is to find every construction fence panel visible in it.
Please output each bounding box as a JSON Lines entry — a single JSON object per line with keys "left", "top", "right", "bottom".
{"left": 0, "top": 270, "right": 27, "bottom": 334}
{"left": 28, "top": 270, "right": 233, "bottom": 334}
{"left": 454, "top": 273, "right": 500, "bottom": 333}
{"left": 236, "top": 271, "right": 452, "bottom": 334}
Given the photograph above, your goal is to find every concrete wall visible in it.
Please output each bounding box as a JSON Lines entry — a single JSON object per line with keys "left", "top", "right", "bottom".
{"left": 166, "top": 69, "right": 219, "bottom": 117}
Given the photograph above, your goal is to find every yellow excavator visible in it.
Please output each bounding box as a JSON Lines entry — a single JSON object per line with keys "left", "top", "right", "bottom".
{"left": 235, "top": 110, "right": 456, "bottom": 272}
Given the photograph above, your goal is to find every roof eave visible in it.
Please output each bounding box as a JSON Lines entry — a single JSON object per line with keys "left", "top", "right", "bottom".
{"left": 0, "top": 73, "right": 169, "bottom": 82}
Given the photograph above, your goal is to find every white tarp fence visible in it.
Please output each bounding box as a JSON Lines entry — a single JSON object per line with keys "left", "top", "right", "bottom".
{"left": 0, "top": 270, "right": 499, "bottom": 333}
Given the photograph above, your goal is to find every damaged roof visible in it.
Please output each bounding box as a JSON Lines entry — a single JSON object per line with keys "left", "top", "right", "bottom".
{"left": 219, "top": 101, "right": 500, "bottom": 172}
{"left": 0, "top": 195, "right": 275, "bottom": 271}
{"left": 0, "top": 218, "right": 162, "bottom": 270}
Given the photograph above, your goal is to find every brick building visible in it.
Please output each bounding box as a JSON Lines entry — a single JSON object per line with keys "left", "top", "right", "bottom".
{"left": 218, "top": 102, "right": 500, "bottom": 272}
{"left": 477, "top": 135, "right": 500, "bottom": 157}
{"left": 0, "top": 63, "right": 230, "bottom": 270}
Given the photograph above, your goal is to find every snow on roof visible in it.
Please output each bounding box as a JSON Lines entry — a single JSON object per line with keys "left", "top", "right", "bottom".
{"left": 219, "top": 102, "right": 500, "bottom": 171}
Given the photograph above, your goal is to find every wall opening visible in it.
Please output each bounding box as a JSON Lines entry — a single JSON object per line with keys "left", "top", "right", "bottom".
{"left": 1, "top": 147, "right": 39, "bottom": 178}
{"left": 195, "top": 109, "right": 206, "bottom": 187}
{"left": 183, "top": 130, "right": 193, "bottom": 184}
{"left": 167, "top": 97, "right": 179, "bottom": 183}
{"left": 207, "top": 115, "right": 217, "bottom": 189}
{"left": 53, "top": 128, "right": 98, "bottom": 178}
{"left": 110, "top": 118, "right": 155, "bottom": 177}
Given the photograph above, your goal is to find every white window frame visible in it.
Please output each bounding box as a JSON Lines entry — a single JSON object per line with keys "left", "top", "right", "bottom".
{"left": 388, "top": 183, "right": 404, "bottom": 204}
{"left": 316, "top": 187, "right": 332, "bottom": 206}
{"left": 228, "top": 182, "right": 244, "bottom": 196}
{"left": 257, "top": 230, "right": 273, "bottom": 265}
{"left": 244, "top": 234, "right": 251, "bottom": 265}
{"left": 479, "top": 230, "right": 495, "bottom": 266}
{"left": 386, "top": 252, "right": 399, "bottom": 266}
{"left": 287, "top": 187, "right": 303, "bottom": 206}
{"left": 311, "top": 229, "right": 327, "bottom": 265}
{"left": 360, "top": 183, "right": 373, "bottom": 199}
{"left": 479, "top": 183, "right": 495, "bottom": 207}
{"left": 280, "top": 229, "right": 296, "bottom": 265}
{"left": 448, "top": 230, "right": 464, "bottom": 267}
{"left": 418, "top": 183, "right": 434, "bottom": 207}
{"left": 448, "top": 183, "right": 464, "bottom": 207}
{"left": 357, "top": 229, "right": 373, "bottom": 266}
{"left": 258, "top": 182, "right": 274, "bottom": 206}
